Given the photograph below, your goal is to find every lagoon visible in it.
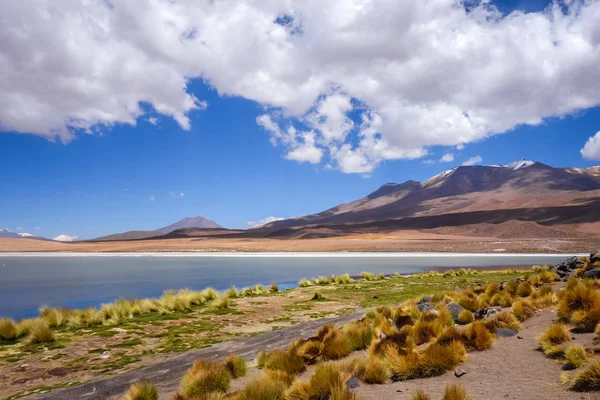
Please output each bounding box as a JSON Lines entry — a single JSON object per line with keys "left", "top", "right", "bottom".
{"left": 0, "top": 252, "right": 578, "bottom": 320}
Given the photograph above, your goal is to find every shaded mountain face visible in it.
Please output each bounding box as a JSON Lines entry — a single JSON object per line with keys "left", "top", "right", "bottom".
{"left": 156, "top": 216, "right": 223, "bottom": 234}
{"left": 261, "top": 160, "right": 600, "bottom": 230}
{"left": 0, "top": 229, "right": 21, "bottom": 239}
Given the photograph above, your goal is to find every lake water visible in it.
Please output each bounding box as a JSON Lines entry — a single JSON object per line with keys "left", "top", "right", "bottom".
{"left": 0, "top": 252, "right": 578, "bottom": 320}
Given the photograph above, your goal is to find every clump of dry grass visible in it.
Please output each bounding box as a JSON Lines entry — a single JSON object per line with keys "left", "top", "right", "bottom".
{"left": 225, "top": 286, "right": 239, "bottom": 298}
{"left": 343, "top": 320, "right": 374, "bottom": 351}
{"left": 311, "top": 291, "right": 325, "bottom": 301}
{"left": 483, "top": 311, "right": 521, "bottom": 333}
{"left": 296, "top": 339, "right": 322, "bottom": 364}
{"left": 570, "top": 360, "right": 600, "bottom": 391}
{"left": 458, "top": 310, "right": 474, "bottom": 325}
{"left": 334, "top": 274, "right": 354, "bottom": 284}
{"left": 269, "top": 283, "right": 280, "bottom": 293}
{"left": 237, "top": 375, "right": 287, "bottom": 400}
{"left": 516, "top": 281, "right": 534, "bottom": 297}
{"left": 438, "top": 322, "right": 494, "bottom": 351}
{"left": 265, "top": 369, "right": 296, "bottom": 386}
{"left": 321, "top": 326, "right": 352, "bottom": 360}
{"left": 411, "top": 319, "right": 444, "bottom": 345}
{"left": 299, "top": 278, "right": 312, "bottom": 287}
{"left": 123, "top": 381, "right": 158, "bottom": 400}
{"left": 538, "top": 324, "right": 571, "bottom": 351}
{"left": 564, "top": 345, "right": 588, "bottom": 370}
{"left": 28, "top": 318, "right": 55, "bottom": 344}
{"left": 361, "top": 272, "right": 375, "bottom": 281}
{"left": 363, "top": 356, "right": 390, "bottom": 384}
{"left": 411, "top": 391, "right": 432, "bottom": 400}
{"left": 285, "top": 363, "right": 355, "bottom": 400}
{"left": 442, "top": 383, "right": 472, "bottom": 400}
{"left": 180, "top": 360, "right": 231, "bottom": 397}
{"left": 0, "top": 318, "right": 19, "bottom": 340}
{"left": 262, "top": 350, "right": 306, "bottom": 375}
{"left": 224, "top": 354, "right": 247, "bottom": 378}
{"left": 512, "top": 299, "right": 536, "bottom": 322}
{"left": 558, "top": 279, "right": 600, "bottom": 332}
{"left": 490, "top": 291, "right": 513, "bottom": 307}
{"left": 213, "top": 294, "right": 231, "bottom": 310}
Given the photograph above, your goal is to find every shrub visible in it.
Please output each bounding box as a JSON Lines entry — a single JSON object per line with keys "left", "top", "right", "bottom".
{"left": 213, "top": 294, "right": 230, "bottom": 310}
{"left": 442, "top": 383, "right": 472, "bottom": 400}
{"left": 463, "top": 321, "right": 494, "bottom": 351}
{"left": 263, "top": 350, "right": 306, "bottom": 375}
{"left": 411, "top": 391, "right": 432, "bottom": 400}
{"left": 412, "top": 320, "right": 444, "bottom": 345}
{"left": 490, "top": 292, "right": 513, "bottom": 307}
{"left": 296, "top": 340, "right": 322, "bottom": 364}
{"left": 224, "top": 354, "right": 247, "bottom": 378}
{"left": 237, "top": 375, "right": 287, "bottom": 400}
{"left": 269, "top": 283, "right": 280, "bottom": 293}
{"left": 458, "top": 310, "right": 474, "bottom": 325}
{"left": 225, "top": 286, "right": 239, "bottom": 298}
{"left": 0, "top": 318, "right": 19, "bottom": 340}
{"left": 313, "top": 276, "right": 332, "bottom": 286}
{"left": 376, "top": 274, "right": 386, "bottom": 280}
{"left": 202, "top": 287, "right": 219, "bottom": 301}
{"left": 484, "top": 311, "right": 521, "bottom": 333}
{"left": 344, "top": 321, "right": 374, "bottom": 351}
{"left": 570, "top": 360, "right": 600, "bottom": 391}
{"left": 538, "top": 324, "right": 571, "bottom": 350}
{"left": 257, "top": 351, "right": 267, "bottom": 368}
{"left": 557, "top": 280, "right": 600, "bottom": 332}
{"left": 28, "top": 318, "right": 55, "bottom": 343}
{"left": 299, "top": 279, "right": 312, "bottom": 287}
{"left": 539, "top": 271, "right": 558, "bottom": 283}
{"left": 516, "top": 281, "right": 534, "bottom": 297}
{"left": 321, "top": 327, "right": 351, "bottom": 360}
{"left": 123, "top": 381, "right": 158, "bottom": 400}
{"left": 564, "top": 345, "right": 588, "bottom": 370}
{"left": 334, "top": 274, "right": 354, "bottom": 284}
{"left": 457, "top": 295, "right": 479, "bottom": 312}
{"left": 512, "top": 299, "right": 536, "bottom": 321}
{"left": 363, "top": 356, "right": 390, "bottom": 384}
{"left": 181, "top": 360, "right": 231, "bottom": 397}
{"left": 265, "top": 369, "right": 296, "bottom": 386}
{"left": 311, "top": 291, "right": 325, "bottom": 301}
{"left": 361, "top": 272, "right": 375, "bottom": 281}
{"left": 503, "top": 281, "right": 519, "bottom": 296}
{"left": 285, "top": 363, "right": 354, "bottom": 400}
{"left": 16, "top": 318, "right": 36, "bottom": 335}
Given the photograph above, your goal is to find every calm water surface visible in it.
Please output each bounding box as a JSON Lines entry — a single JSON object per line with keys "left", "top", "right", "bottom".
{"left": 0, "top": 253, "right": 577, "bottom": 319}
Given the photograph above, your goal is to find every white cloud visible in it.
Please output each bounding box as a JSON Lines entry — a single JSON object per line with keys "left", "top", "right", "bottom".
{"left": 440, "top": 153, "right": 454, "bottom": 163}
{"left": 2, "top": 1, "right": 600, "bottom": 171}
{"left": 456, "top": 144, "right": 465, "bottom": 151}
{"left": 168, "top": 191, "right": 185, "bottom": 199}
{"left": 149, "top": 195, "right": 155, "bottom": 202}
{"left": 581, "top": 131, "right": 600, "bottom": 160}
{"left": 53, "top": 234, "right": 78, "bottom": 242}
{"left": 148, "top": 117, "right": 158, "bottom": 126}
{"left": 462, "top": 155, "right": 483, "bottom": 166}
{"left": 248, "top": 216, "right": 285, "bottom": 228}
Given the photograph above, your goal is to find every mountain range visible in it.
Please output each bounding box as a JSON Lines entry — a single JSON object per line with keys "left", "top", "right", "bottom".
{"left": 91, "top": 216, "right": 223, "bottom": 241}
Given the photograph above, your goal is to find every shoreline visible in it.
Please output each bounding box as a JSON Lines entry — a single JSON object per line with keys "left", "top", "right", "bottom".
{"left": 0, "top": 251, "right": 588, "bottom": 257}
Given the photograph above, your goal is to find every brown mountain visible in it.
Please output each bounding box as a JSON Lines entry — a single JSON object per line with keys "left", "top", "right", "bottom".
{"left": 258, "top": 160, "right": 600, "bottom": 235}
{"left": 92, "top": 216, "right": 223, "bottom": 241}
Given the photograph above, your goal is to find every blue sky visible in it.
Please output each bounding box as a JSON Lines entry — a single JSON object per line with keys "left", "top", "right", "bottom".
{"left": 1, "top": 0, "right": 600, "bottom": 239}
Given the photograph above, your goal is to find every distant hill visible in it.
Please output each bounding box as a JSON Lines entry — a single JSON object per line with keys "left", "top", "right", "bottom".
{"left": 0, "top": 229, "right": 21, "bottom": 239}
{"left": 92, "top": 230, "right": 163, "bottom": 241}
{"left": 157, "top": 216, "right": 223, "bottom": 234}
{"left": 257, "top": 160, "right": 600, "bottom": 236}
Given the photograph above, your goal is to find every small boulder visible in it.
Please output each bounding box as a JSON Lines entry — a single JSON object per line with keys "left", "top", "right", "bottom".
{"left": 345, "top": 377, "right": 360, "bottom": 389}
{"left": 417, "top": 297, "right": 433, "bottom": 305}
{"left": 417, "top": 303, "right": 438, "bottom": 313}
{"left": 454, "top": 368, "right": 466, "bottom": 378}
{"left": 447, "top": 302, "right": 466, "bottom": 323}
{"left": 584, "top": 268, "right": 600, "bottom": 280}
{"left": 496, "top": 328, "right": 519, "bottom": 338}
{"left": 590, "top": 253, "right": 600, "bottom": 264}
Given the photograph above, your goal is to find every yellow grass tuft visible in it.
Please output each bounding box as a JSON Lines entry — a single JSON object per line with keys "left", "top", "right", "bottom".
{"left": 296, "top": 340, "right": 322, "bottom": 365}
{"left": 224, "top": 354, "right": 247, "bottom": 378}
{"left": 484, "top": 311, "right": 521, "bottom": 333}
{"left": 334, "top": 274, "right": 354, "bottom": 284}
{"left": 321, "top": 326, "right": 352, "bottom": 360}
{"left": 28, "top": 318, "right": 55, "bottom": 344}
{"left": 538, "top": 324, "right": 571, "bottom": 350}
{"left": 361, "top": 272, "right": 375, "bottom": 281}
{"left": 180, "top": 360, "right": 231, "bottom": 397}
{"left": 516, "top": 281, "right": 534, "bottom": 297}
{"left": 265, "top": 369, "right": 296, "bottom": 386}
{"left": 269, "top": 283, "right": 280, "bottom": 293}
{"left": 299, "top": 278, "right": 312, "bottom": 287}
{"left": 570, "top": 360, "right": 600, "bottom": 391}
{"left": 237, "top": 375, "right": 287, "bottom": 400}
{"left": 411, "top": 319, "right": 444, "bottom": 345}
{"left": 512, "top": 299, "right": 536, "bottom": 321}
{"left": 558, "top": 279, "right": 600, "bottom": 332}
{"left": 123, "top": 381, "right": 158, "bottom": 400}
{"left": 442, "top": 383, "right": 472, "bottom": 400}
{"left": 458, "top": 310, "right": 474, "bottom": 325}
{"left": 343, "top": 320, "right": 374, "bottom": 351}
{"left": 0, "top": 318, "right": 19, "bottom": 340}
{"left": 213, "top": 294, "right": 231, "bottom": 310}
{"left": 311, "top": 291, "right": 325, "bottom": 301}
{"left": 225, "top": 286, "right": 239, "bottom": 298}
{"left": 285, "top": 362, "right": 355, "bottom": 400}
{"left": 363, "top": 356, "right": 390, "bottom": 384}
{"left": 263, "top": 350, "right": 306, "bottom": 375}
{"left": 564, "top": 345, "right": 588, "bottom": 370}
{"left": 410, "top": 391, "right": 432, "bottom": 400}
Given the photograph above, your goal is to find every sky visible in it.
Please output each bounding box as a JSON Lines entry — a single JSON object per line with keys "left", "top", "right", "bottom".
{"left": 1, "top": 0, "right": 600, "bottom": 240}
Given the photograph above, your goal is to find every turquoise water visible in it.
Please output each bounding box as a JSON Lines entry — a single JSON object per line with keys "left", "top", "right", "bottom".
{"left": 0, "top": 253, "right": 574, "bottom": 320}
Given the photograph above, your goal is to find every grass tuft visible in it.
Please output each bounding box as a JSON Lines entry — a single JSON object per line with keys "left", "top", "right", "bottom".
{"left": 123, "top": 381, "right": 158, "bottom": 400}
{"left": 311, "top": 291, "right": 325, "bottom": 301}
{"left": 181, "top": 360, "right": 231, "bottom": 397}
{"left": 512, "top": 299, "right": 536, "bottom": 322}
{"left": 237, "top": 375, "right": 287, "bottom": 400}
{"left": 564, "top": 345, "right": 588, "bottom": 370}
{"left": 363, "top": 356, "right": 390, "bottom": 384}
{"left": 458, "top": 310, "right": 474, "bottom": 325}
{"left": 361, "top": 272, "right": 375, "bottom": 281}
{"left": 0, "top": 318, "right": 19, "bottom": 340}
{"left": 570, "top": 360, "right": 600, "bottom": 391}
{"left": 538, "top": 324, "right": 571, "bottom": 350}
{"left": 410, "top": 391, "right": 432, "bottom": 400}
{"left": 263, "top": 350, "right": 306, "bottom": 375}
{"left": 299, "top": 278, "right": 312, "bottom": 288}
{"left": 29, "top": 318, "right": 55, "bottom": 344}
{"left": 442, "top": 383, "right": 472, "bottom": 400}
{"left": 224, "top": 354, "right": 247, "bottom": 378}
{"left": 269, "top": 283, "right": 280, "bottom": 293}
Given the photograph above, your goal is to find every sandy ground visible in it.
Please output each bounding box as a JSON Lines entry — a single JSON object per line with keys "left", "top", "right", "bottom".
{"left": 2, "top": 230, "right": 600, "bottom": 253}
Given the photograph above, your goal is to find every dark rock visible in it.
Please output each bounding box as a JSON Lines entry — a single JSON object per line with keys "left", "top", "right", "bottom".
{"left": 47, "top": 367, "right": 68, "bottom": 377}
{"left": 454, "top": 368, "right": 466, "bottom": 377}
{"left": 474, "top": 306, "right": 502, "bottom": 320}
{"left": 590, "top": 253, "right": 600, "bottom": 263}
{"left": 345, "top": 377, "right": 360, "bottom": 389}
{"left": 496, "top": 328, "right": 519, "bottom": 338}
{"left": 584, "top": 268, "right": 600, "bottom": 280}
{"left": 417, "top": 297, "right": 433, "bottom": 304}
{"left": 555, "top": 256, "right": 584, "bottom": 274}
{"left": 517, "top": 335, "right": 524, "bottom": 339}
{"left": 447, "top": 302, "right": 466, "bottom": 323}
{"left": 417, "top": 303, "right": 438, "bottom": 313}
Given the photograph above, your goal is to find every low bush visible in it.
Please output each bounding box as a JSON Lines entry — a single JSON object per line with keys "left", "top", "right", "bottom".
{"left": 213, "top": 294, "right": 230, "bottom": 310}
{"left": 516, "top": 281, "right": 534, "bottom": 297}
{"left": 361, "top": 272, "right": 375, "bottom": 281}
{"left": 458, "top": 310, "right": 474, "bottom": 325}
{"left": 411, "top": 320, "right": 444, "bottom": 345}
{"left": 344, "top": 320, "right": 374, "bottom": 351}
{"left": 483, "top": 311, "right": 521, "bottom": 333}
{"left": 363, "top": 356, "right": 390, "bottom": 384}
{"left": 564, "top": 345, "right": 588, "bottom": 370}
{"left": 558, "top": 280, "right": 600, "bottom": 332}
{"left": 512, "top": 299, "right": 536, "bottom": 321}
{"left": 490, "top": 291, "right": 513, "bottom": 307}
{"left": 285, "top": 362, "right": 355, "bottom": 400}
{"left": 224, "top": 354, "right": 247, "bottom": 378}
{"left": 321, "top": 327, "right": 352, "bottom": 360}
{"left": 442, "top": 383, "right": 472, "bottom": 400}
{"left": 269, "top": 283, "right": 280, "bottom": 293}
{"left": 123, "top": 381, "right": 158, "bottom": 400}
{"left": 237, "top": 375, "right": 287, "bottom": 400}
{"left": 334, "top": 274, "right": 354, "bottom": 284}
{"left": 299, "top": 279, "right": 312, "bottom": 288}
{"left": 181, "top": 360, "right": 231, "bottom": 397}
{"left": 263, "top": 350, "right": 306, "bottom": 375}
{"left": 570, "top": 360, "right": 600, "bottom": 391}
{"left": 296, "top": 340, "right": 322, "bottom": 364}
{"left": 225, "top": 286, "right": 239, "bottom": 298}
{"left": 28, "top": 318, "right": 55, "bottom": 344}
{"left": 411, "top": 391, "right": 431, "bottom": 400}
{"left": 538, "top": 324, "right": 571, "bottom": 350}
{"left": 0, "top": 318, "right": 19, "bottom": 340}
{"left": 265, "top": 369, "right": 296, "bottom": 386}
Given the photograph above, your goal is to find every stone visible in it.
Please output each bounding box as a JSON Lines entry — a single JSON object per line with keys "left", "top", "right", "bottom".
{"left": 417, "top": 297, "right": 433, "bottom": 304}
{"left": 474, "top": 306, "right": 502, "bottom": 320}
{"left": 417, "top": 303, "right": 438, "bottom": 313}
{"left": 517, "top": 335, "right": 524, "bottom": 339}
{"left": 345, "top": 377, "right": 360, "bottom": 389}
{"left": 590, "top": 253, "right": 600, "bottom": 263}
{"left": 447, "top": 302, "right": 466, "bottom": 323}
{"left": 496, "top": 328, "right": 519, "bottom": 338}
{"left": 454, "top": 368, "right": 466, "bottom": 378}
{"left": 584, "top": 268, "right": 600, "bottom": 280}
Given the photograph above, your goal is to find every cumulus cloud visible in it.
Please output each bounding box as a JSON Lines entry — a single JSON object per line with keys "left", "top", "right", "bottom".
{"left": 2, "top": 1, "right": 600, "bottom": 171}
{"left": 462, "top": 155, "right": 483, "bottom": 166}
{"left": 53, "top": 234, "right": 78, "bottom": 242}
{"left": 248, "top": 216, "right": 285, "bottom": 228}
{"left": 440, "top": 153, "right": 455, "bottom": 163}
{"left": 581, "top": 131, "right": 600, "bottom": 160}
